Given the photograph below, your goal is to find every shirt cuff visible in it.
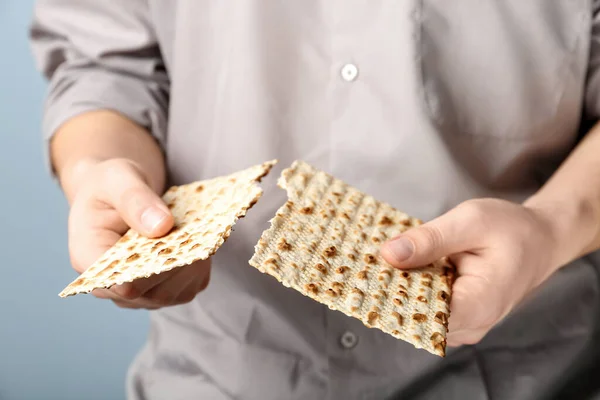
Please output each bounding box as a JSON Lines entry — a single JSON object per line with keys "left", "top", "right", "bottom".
{"left": 42, "top": 68, "right": 168, "bottom": 179}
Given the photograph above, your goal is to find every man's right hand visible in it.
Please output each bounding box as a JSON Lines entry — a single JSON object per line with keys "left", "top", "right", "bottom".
{"left": 65, "top": 157, "right": 211, "bottom": 309}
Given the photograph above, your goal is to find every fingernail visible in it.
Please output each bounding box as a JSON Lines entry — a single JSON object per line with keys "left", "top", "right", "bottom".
{"left": 141, "top": 207, "right": 168, "bottom": 232}
{"left": 388, "top": 237, "right": 414, "bottom": 262}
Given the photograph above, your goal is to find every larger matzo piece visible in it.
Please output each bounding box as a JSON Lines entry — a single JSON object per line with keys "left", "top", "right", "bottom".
{"left": 249, "top": 161, "right": 454, "bottom": 357}
{"left": 59, "top": 160, "right": 277, "bottom": 298}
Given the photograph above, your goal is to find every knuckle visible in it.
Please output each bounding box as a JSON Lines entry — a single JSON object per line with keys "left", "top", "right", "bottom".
{"left": 458, "top": 201, "right": 488, "bottom": 224}
{"left": 449, "top": 279, "right": 501, "bottom": 335}
{"left": 71, "top": 183, "right": 95, "bottom": 205}
{"left": 118, "top": 185, "right": 150, "bottom": 211}
{"left": 101, "top": 160, "right": 148, "bottom": 197}
{"left": 101, "top": 158, "right": 138, "bottom": 179}
{"left": 67, "top": 243, "right": 92, "bottom": 275}
{"left": 461, "top": 284, "right": 501, "bottom": 329}
{"left": 449, "top": 285, "right": 468, "bottom": 306}
{"left": 112, "top": 283, "right": 142, "bottom": 300}
{"left": 100, "top": 160, "right": 126, "bottom": 183}
{"left": 106, "top": 159, "right": 149, "bottom": 190}
{"left": 418, "top": 225, "right": 445, "bottom": 252}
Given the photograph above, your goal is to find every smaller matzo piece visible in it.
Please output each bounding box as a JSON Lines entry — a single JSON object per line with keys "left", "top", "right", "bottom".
{"left": 249, "top": 161, "right": 455, "bottom": 357}
{"left": 59, "top": 160, "right": 277, "bottom": 298}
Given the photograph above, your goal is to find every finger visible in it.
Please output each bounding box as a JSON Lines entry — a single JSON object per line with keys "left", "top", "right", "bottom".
{"left": 143, "top": 261, "right": 210, "bottom": 305}
{"left": 381, "top": 203, "right": 486, "bottom": 269}
{"left": 67, "top": 177, "right": 167, "bottom": 275}
{"left": 96, "top": 286, "right": 172, "bottom": 309}
{"left": 93, "top": 264, "right": 210, "bottom": 308}
{"left": 92, "top": 269, "right": 176, "bottom": 302}
{"left": 174, "top": 266, "right": 212, "bottom": 304}
{"left": 98, "top": 160, "right": 174, "bottom": 238}
{"left": 91, "top": 288, "right": 157, "bottom": 309}
{"left": 446, "top": 274, "right": 497, "bottom": 336}
{"left": 91, "top": 288, "right": 113, "bottom": 299}
{"left": 67, "top": 199, "right": 127, "bottom": 273}
{"left": 446, "top": 327, "right": 488, "bottom": 347}
{"left": 445, "top": 253, "right": 503, "bottom": 347}
{"left": 109, "top": 269, "right": 178, "bottom": 300}
{"left": 112, "top": 299, "right": 161, "bottom": 310}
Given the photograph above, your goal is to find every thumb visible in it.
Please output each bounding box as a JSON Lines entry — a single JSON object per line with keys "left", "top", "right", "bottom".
{"left": 381, "top": 209, "right": 476, "bottom": 269}
{"left": 99, "top": 160, "right": 174, "bottom": 238}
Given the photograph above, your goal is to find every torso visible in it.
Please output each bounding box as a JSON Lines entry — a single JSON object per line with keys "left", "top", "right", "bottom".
{"left": 128, "top": 2, "right": 600, "bottom": 399}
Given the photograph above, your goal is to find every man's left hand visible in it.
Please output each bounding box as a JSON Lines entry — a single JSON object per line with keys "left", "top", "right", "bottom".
{"left": 381, "top": 198, "right": 561, "bottom": 347}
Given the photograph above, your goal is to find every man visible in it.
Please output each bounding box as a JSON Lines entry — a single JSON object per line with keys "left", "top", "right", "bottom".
{"left": 29, "top": 1, "right": 600, "bottom": 399}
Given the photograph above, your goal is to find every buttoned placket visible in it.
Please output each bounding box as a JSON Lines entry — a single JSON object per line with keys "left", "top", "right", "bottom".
{"left": 325, "top": 1, "right": 423, "bottom": 399}
{"left": 326, "top": 3, "right": 369, "bottom": 399}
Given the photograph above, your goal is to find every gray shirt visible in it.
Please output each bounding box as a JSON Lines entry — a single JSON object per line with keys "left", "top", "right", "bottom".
{"left": 30, "top": 1, "right": 600, "bottom": 399}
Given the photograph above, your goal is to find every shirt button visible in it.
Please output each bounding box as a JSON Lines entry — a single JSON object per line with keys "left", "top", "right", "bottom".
{"left": 340, "top": 331, "right": 359, "bottom": 349}
{"left": 340, "top": 63, "right": 359, "bottom": 82}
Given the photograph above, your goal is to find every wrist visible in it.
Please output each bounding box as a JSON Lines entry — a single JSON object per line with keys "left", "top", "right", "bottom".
{"left": 523, "top": 195, "right": 599, "bottom": 272}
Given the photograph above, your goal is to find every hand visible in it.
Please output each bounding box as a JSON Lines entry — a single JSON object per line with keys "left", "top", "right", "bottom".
{"left": 65, "top": 158, "right": 211, "bottom": 309}
{"left": 380, "top": 198, "right": 561, "bottom": 346}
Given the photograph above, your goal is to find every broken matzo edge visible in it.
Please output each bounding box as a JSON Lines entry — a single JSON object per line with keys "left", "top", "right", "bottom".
{"left": 59, "top": 160, "right": 277, "bottom": 298}
{"left": 249, "top": 160, "right": 454, "bottom": 356}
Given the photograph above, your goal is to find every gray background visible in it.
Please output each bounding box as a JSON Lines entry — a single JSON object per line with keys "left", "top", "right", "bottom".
{"left": 0, "top": 2, "right": 149, "bottom": 399}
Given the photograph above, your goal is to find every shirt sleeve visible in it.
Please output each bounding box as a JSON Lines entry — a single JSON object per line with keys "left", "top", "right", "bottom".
{"left": 29, "top": 0, "right": 169, "bottom": 176}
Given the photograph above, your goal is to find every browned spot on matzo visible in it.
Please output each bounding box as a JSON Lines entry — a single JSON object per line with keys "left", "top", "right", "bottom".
{"left": 413, "top": 313, "right": 427, "bottom": 323}
{"left": 277, "top": 238, "right": 292, "bottom": 251}
{"left": 323, "top": 246, "right": 337, "bottom": 258}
